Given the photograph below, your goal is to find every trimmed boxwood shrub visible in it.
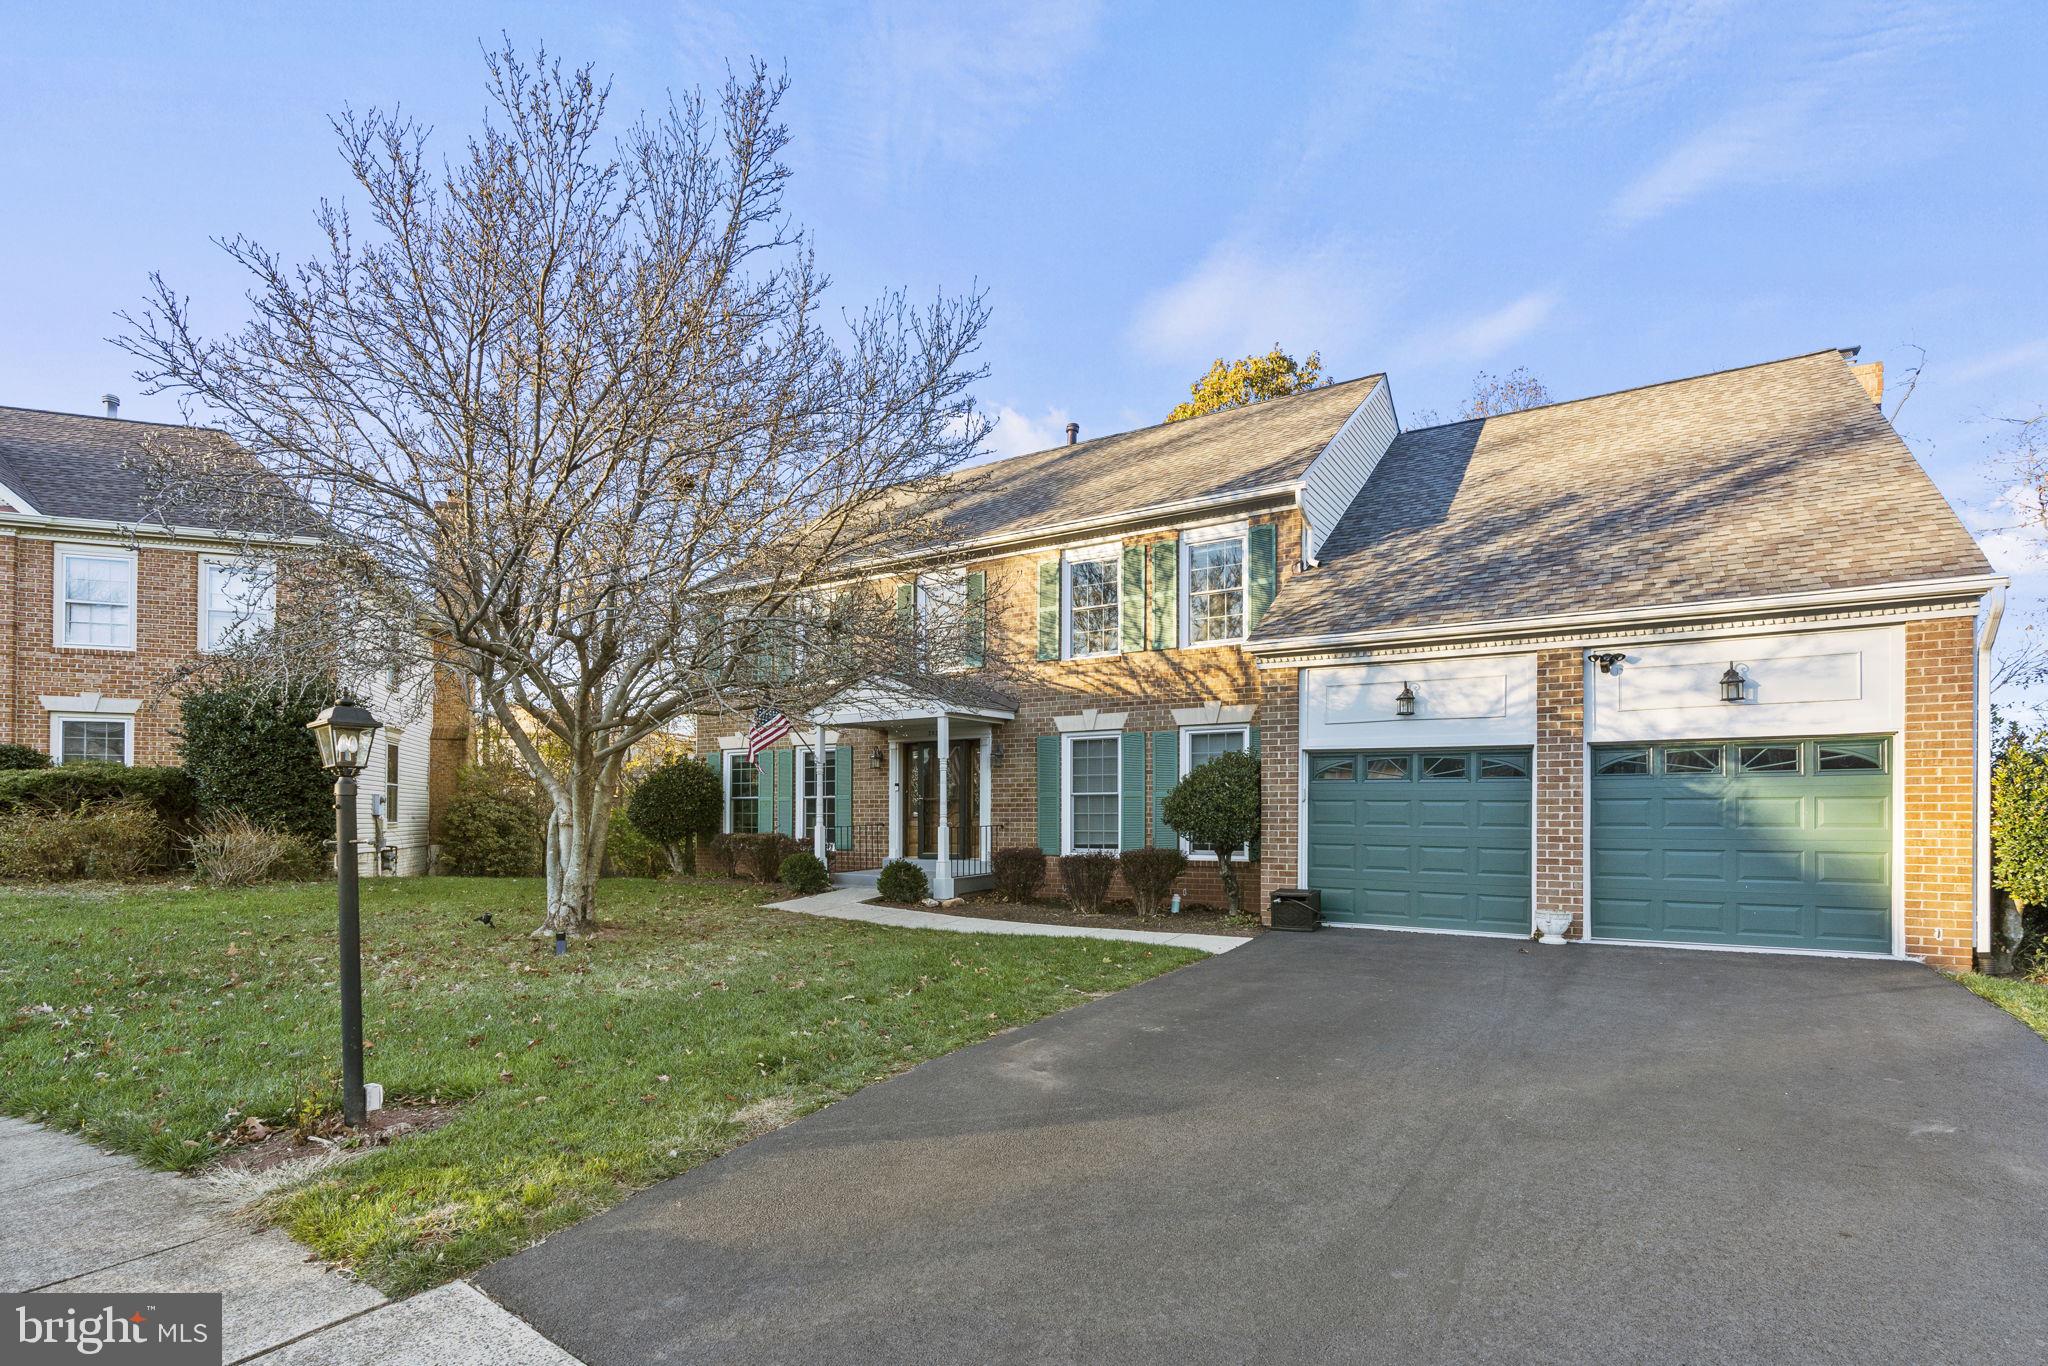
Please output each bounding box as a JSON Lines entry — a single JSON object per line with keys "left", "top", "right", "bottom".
{"left": 1058, "top": 852, "right": 1117, "bottom": 914}
{"left": 0, "top": 763, "right": 198, "bottom": 831}
{"left": 780, "top": 850, "right": 830, "bottom": 895}
{"left": 178, "top": 677, "right": 337, "bottom": 843}
{"left": 876, "top": 858, "right": 929, "bottom": 903}
{"left": 0, "top": 743, "right": 50, "bottom": 771}
{"left": 1120, "top": 847, "right": 1187, "bottom": 916}
{"left": 992, "top": 847, "right": 1046, "bottom": 903}
{"left": 440, "top": 764, "right": 545, "bottom": 876}
{"left": 625, "top": 759, "right": 723, "bottom": 875}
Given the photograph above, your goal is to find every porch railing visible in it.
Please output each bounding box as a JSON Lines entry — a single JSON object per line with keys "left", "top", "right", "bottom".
{"left": 830, "top": 822, "right": 890, "bottom": 873}
{"left": 947, "top": 825, "right": 1001, "bottom": 879}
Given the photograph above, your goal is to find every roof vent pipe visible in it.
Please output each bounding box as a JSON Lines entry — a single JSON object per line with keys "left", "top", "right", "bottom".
{"left": 1065, "top": 422, "right": 1079, "bottom": 445}
{"left": 100, "top": 394, "right": 120, "bottom": 418}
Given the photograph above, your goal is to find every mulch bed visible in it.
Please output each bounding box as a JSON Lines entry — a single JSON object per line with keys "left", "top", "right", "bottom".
{"left": 206, "top": 1102, "right": 458, "bottom": 1177}
{"left": 868, "top": 893, "right": 1264, "bottom": 939}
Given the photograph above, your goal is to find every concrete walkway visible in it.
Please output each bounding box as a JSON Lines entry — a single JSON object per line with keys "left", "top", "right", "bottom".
{"left": 771, "top": 885, "right": 1250, "bottom": 953}
{"left": 1, "top": 1117, "right": 577, "bottom": 1364}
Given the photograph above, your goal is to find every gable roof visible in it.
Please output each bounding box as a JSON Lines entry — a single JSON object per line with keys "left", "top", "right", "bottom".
{"left": 0, "top": 404, "right": 294, "bottom": 534}
{"left": 1251, "top": 350, "right": 1994, "bottom": 647}
{"left": 927, "top": 374, "right": 1384, "bottom": 547}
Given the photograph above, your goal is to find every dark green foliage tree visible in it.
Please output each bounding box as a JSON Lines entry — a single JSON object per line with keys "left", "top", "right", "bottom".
{"left": 876, "top": 858, "right": 929, "bottom": 903}
{"left": 178, "top": 676, "right": 337, "bottom": 843}
{"left": 0, "top": 743, "right": 50, "bottom": 770}
{"left": 0, "top": 763, "right": 198, "bottom": 830}
{"left": 1161, "top": 749, "right": 1262, "bottom": 916}
{"left": 625, "top": 759, "right": 724, "bottom": 874}
{"left": 440, "top": 764, "right": 546, "bottom": 876}
{"left": 780, "top": 850, "right": 829, "bottom": 895}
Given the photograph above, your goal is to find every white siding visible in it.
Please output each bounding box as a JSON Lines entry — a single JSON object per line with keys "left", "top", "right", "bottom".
{"left": 1585, "top": 625, "right": 1903, "bottom": 743}
{"left": 1298, "top": 380, "right": 1399, "bottom": 561}
{"left": 350, "top": 669, "right": 436, "bottom": 876}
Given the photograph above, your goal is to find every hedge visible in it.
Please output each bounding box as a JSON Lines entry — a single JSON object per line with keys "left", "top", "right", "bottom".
{"left": 0, "top": 763, "right": 198, "bottom": 829}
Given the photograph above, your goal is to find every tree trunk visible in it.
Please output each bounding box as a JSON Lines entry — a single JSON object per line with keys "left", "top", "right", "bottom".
{"left": 540, "top": 769, "right": 612, "bottom": 935}
{"left": 677, "top": 833, "right": 697, "bottom": 876}
{"left": 1217, "top": 849, "right": 1244, "bottom": 918}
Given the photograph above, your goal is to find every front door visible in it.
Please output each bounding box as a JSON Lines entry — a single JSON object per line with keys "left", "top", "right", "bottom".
{"left": 903, "top": 739, "right": 979, "bottom": 859}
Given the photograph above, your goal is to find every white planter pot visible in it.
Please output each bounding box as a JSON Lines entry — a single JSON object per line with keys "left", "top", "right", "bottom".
{"left": 1533, "top": 910, "right": 1572, "bottom": 946}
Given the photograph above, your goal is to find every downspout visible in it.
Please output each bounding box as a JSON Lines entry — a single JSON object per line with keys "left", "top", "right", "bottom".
{"left": 1976, "top": 586, "right": 2006, "bottom": 959}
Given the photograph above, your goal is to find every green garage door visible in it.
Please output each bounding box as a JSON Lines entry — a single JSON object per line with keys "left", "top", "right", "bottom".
{"left": 1306, "top": 749, "right": 1532, "bottom": 933}
{"left": 1590, "top": 738, "right": 1892, "bottom": 954}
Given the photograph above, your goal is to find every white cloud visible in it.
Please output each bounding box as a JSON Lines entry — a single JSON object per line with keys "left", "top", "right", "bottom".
{"left": 1977, "top": 528, "right": 2042, "bottom": 577}
{"left": 1610, "top": 97, "right": 1811, "bottom": 227}
{"left": 1949, "top": 338, "right": 2048, "bottom": 387}
{"left": 1555, "top": 0, "right": 1751, "bottom": 114}
{"left": 1126, "top": 236, "right": 1391, "bottom": 370}
{"left": 1415, "top": 290, "right": 1563, "bottom": 366}
{"left": 979, "top": 403, "right": 1072, "bottom": 464}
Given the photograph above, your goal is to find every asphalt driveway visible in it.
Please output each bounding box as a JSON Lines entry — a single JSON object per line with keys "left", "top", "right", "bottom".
{"left": 478, "top": 931, "right": 2048, "bottom": 1364}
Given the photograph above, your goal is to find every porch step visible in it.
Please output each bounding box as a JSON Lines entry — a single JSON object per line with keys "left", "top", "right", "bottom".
{"left": 832, "top": 870, "right": 880, "bottom": 889}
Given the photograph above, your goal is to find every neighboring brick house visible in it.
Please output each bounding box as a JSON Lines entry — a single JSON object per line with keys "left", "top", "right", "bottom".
{"left": 0, "top": 401, "right": 448, "bottom": 873}
{"left": 704, "top": 348, "right": 2004, "bottom": 971}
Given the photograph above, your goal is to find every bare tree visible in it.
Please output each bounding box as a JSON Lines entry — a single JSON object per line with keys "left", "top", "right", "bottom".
{"left": 1407, "top": 366, "right": 1552, "bottom": 427}
{"left": 117, "top": 47, "right": 990, "bottom": 934}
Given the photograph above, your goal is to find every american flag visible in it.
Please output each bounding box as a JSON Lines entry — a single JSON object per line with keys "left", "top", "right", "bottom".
{"left": 746, "top": 706, "right": 792, "bottom": 761}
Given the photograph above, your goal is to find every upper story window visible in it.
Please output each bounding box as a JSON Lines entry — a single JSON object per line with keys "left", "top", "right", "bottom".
{"left": 200, "top": 557, "right": 276, "bottom": 652}
{"left": 1184, "top": 530, "right": 1246, "bottom": 645}
{"left": 57, "top": 548, "right": 135, "bottom": 650}
{"left": 1065, "top": 548, "right": 1120, "bottom": 658}
{"left": 917, "top": 572, "right": 968, "bottom": 672}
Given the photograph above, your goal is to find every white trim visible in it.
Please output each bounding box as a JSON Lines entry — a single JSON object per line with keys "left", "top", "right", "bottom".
{"left": 1179, "top": 524, "right": 1249, "bottom": 650}
{"left": 1585, "top": 937, "right": 1902, "bottom": 962}
{"left": 197, "top": 553, "right": 276, "bottom": 653}
{"left": 915, "top": 568, "right": 972, "bottom": 674}
{"left": 2, "top": 511, "right": 322, "bottom": 549}
{"left": 1060, "top": 730, "right": 1123, "bottom": 856}
{"left": 1179, "top": 724, "right": 1251, "bottom": 859}
{"left": 1171, "top": 703, "right": 1255, "bottom": 727}
{"left": 1052, "top": 709, "right": 1128, "bottom": 734}
{"left": 38, "top": 692, "right": 142, "bottom": 715}
{"left": 52, "top": 542, "right": 137, "bottom": 651}
{"left": 715, "top": 732, "right": 748, "bottom": 751}
{"left": 1249, "top": 575, "right": 2008, "bottom": 658}
{"left": 1323, "top": 923, "right": 1526, "bottom": 942}
{"left": 796, "top": 741, "right": 837, "bottom": 847}
{"left": 0, "top": 477, "right": 39, "bottom": 516}
{"left": 720, "top": 749, "right": 764, "bottom": 835}
{"left": 49, "top": 712, "right": 134, "bottom": 766}
{"left": 1062, "top": 543, "right": 1124, "bottom": 660}
{"left": 1975, "top": 589, "right": 2004, "bottom": 956}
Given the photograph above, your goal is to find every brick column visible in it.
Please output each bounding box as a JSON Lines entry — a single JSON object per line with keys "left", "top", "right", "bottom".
{"left": 1257, "top": 666, "right": 1301, "bottom": 924}
{"left": 1903, "top": 616, "right": 1976, "bottom": 970}
{"left": 1534, "top": 649, "right": 1586, "bottom": 937}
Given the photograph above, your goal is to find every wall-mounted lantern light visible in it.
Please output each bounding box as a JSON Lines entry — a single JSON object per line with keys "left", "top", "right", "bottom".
{"left": 1395, "top": 682, "right": 1416, "bottom": 718}
{"left": 1719, "top": 662, "right": 1745, "bottom": 703}
{"left": 870, "top": 747, "right": 887, "bottom": 770}
{"left": 1590, "top": 651, "right": 1627, "bottom": 675}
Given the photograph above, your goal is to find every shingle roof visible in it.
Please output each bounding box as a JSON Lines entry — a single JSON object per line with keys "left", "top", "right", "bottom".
{"left": 1252, "top": 350, "right": 1993, "bottom": 645}
{"left": 929, "top": 374, "right": 1384, "bottom": 544}
{"left": 0, "top": 404, "right": 290, "bottom": 532}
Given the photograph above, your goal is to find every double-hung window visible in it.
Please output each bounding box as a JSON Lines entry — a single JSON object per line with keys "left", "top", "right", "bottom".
{"left": 1179, "top": 725, "right": 1249, "bottom": 857}
{"left": 917, "top": 573, "right": 968, "bottom": 672}
{"left": 384, "top": 743, "right": 400, "bottom": 822}
{"left": 1065, "top": 549, "right": 1120, "bottom": 658}
{"left": 58, "top": 548, "right": 135, "bottom": 650}
{"left": 800, "top": 748, "right": 836, "bottom": 845}
{"left": 725, "top": 752, "right": 761, "bottom": 833}
{"left": 1065, "top": 734, "right": 1121, "bottom": 853}
{"left": 200, "top": 557, "right": 275, "bottom": 652}
{"left": 1183, "top": 530, "right": 1246, "bottom": 645}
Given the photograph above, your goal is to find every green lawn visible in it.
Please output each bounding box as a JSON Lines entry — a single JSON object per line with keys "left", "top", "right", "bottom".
{"left": 1960, "top": 972, "right": 2048, "bottom": 1041}
{"left": 0, "top": 876, "right": 1199, "bottom": 1293}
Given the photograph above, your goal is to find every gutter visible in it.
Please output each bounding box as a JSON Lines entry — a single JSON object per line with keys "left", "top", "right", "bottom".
{"left": 0, "top": 509, "right": 325, "bottom": 548}
{"left": 1977, "top": 585, "right": 2006, "bottom": 959}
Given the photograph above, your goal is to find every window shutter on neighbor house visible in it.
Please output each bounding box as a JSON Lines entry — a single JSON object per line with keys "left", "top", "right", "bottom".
{"left": 895, "top": 581, "right": 915, "bottom": 646}
{"left": 833, "top": 744, "right": 853, "bottom": 851}
{"left": 1150, "top": 538, "right": 1178, "bottom": 650}
{"left": 1151, "top": 730, "right": 1179, "bottom": 847}
{"left": 1248, "top": 522, "right": 1279, "bottom": 630}
{"left": 1036, "top": 561, "right": 1060, "bottom": 660}
{"left": 1121, "top": 544, "right": 1145, "bottom": 653}
{"left": 1120, "top": 732, "right": 1146, "bottom": 850}
{"left": 964, "top": 570, "right": 987, "bottom": 669}
{"left": 773, "top": 748, "right": 796, "bottom": 835}
{"left": 1036, "top": 735, "right": 1060, "bottom": 853}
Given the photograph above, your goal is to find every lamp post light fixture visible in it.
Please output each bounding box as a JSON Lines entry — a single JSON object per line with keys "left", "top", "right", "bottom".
{"left": 1395, "top": 682, "right": 1416, "bottom": 718}
{"left": 1719, "top": 663, "right": 1745, "bottom": 704}
{"left": 306, "top": 701, "right": 381, "bottom": 1127}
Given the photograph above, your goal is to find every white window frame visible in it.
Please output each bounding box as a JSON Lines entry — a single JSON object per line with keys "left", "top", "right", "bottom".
{"left": 797, "top": 745, "right": 837, "bottom": 845}
{"left": 1060, "top": 730, "right": 1123, "bottom": 855}
{"left": 1179, "top": 522, "right": 1249, "bottom": 649}
{"left": 198, "top": 554, "right": 276, "bottom": 653}
{"left": 916, "top": 571, "right": 970, "bottom": 674}
{"left": 1178, "top": 723, "right": 1251, "bottom": 859}
{"left": 1062, "top": 543, "right": 1122, "bottom": 660}
{"left": 49, "top": 713, "right": 135, "bottom": 766}
{"left": 53, "top": 544, "right": 137, "bottom": 652}
{"left": 721, "top": 750, "right": 762, "bottom": 835}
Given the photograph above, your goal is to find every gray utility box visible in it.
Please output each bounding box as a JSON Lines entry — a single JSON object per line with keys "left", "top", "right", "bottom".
{"left": 1269, "top": 887, "right": 1322, "bottom": 932}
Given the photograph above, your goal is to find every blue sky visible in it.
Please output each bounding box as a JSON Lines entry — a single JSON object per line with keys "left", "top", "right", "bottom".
{"left": 3, "top": 2, "right": 2044, "bottom": 620}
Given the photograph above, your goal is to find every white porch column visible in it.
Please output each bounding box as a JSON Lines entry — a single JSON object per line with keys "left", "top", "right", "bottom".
{"left": 977, "top": 734, "right": 993, "bottom": 860}
{"left": 812, "top": 724, "right": 829, "bottom": 862}
{"left": 933, "top": 711, "right": 954, "bottom": 899}
{"left": 886, "top": 739, "right": 903, "bottom": 860}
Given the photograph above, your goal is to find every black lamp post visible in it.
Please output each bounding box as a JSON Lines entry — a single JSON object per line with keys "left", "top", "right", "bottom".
{"left": 307, "top": 701, "right": 381, "bottom": 1126}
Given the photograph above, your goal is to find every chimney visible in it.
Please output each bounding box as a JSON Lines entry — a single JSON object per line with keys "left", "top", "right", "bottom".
{"left": 1850, "top": 361, "right": 1883, "bottom": 405}
{"left": 1065, "top": 421, "right": 1079, "bottom": 445}
{"left": 100, "top": 393, "right": 121, "bottom": 419}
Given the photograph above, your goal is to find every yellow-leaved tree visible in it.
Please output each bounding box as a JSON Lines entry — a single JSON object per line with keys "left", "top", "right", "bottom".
{"left": 1166, "top": 346, "right": 1326, "bottom": 422}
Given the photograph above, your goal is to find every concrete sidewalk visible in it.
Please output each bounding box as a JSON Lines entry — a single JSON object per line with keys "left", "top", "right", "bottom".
{"left": 1, "top": 1117, "right": 577, "bottom": 1364}
{"left": 772, "top": 885, "right": 1250, "bottom": 953}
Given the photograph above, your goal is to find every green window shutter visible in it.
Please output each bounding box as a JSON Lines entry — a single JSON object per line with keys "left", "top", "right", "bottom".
{"left": 1036, "top": 561, "right": 1060, "bottom": 661}
{"left": 1121, "top": 544, "right": 1145, "bottom": 653}
{"left": 1150, "top": 538, "right": 1178, "bottom": 650}
{"left": 1249, "top": 725, "right": 1260, "bottom": 756}
{"left": 834, "top": 744, "right": 853, "bottom": 851}
{"left": 964, "top": 570, "right": 987, "bottom": 669}
{"left": 1151, "top": 730, "right": 1180, "bottom": 847}
{"left": 1120, "top": 731, "right": 1146, "bottom": 850}
{"left": 1036, "top": 735, "right": 1061, "bottom": 853}
{"left": 1248, "top": 522, "right": 1279, "bottom": 630}
{"left": 895, "top": 581, "right": 915, "bottom": 630}
{"left": 1247, "top": 726, "right": 1261, "bottom": 860}
{"left": 773, "top": 748, "right": 795, "bottom": 835}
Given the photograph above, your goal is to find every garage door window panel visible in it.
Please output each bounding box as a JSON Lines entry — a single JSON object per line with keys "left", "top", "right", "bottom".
{"left": 1817, "top": 740, "right": 1885, "bottom": 772}
{"left": 1737, "top": 745, "right": 1800, "bottom": 774}
{"left": 1661, "top": 745, "right": 1722, "bottom": 775}
{"left": 1364, "top": 755, "right": 1409, "bottom": 781}
{"left": 1478, "top": 752, "right": 1528, "bottom": 779}
{"left": 1312, "top": 756, "right": 1357, "bottom": 782}
{"left": 1595, "top": 747, "right": 1650, "bottom": 776}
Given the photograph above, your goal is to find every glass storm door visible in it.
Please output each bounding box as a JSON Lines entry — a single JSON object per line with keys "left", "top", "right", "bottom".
{"left": 902, "top": 739, "right": 978, "bottom": 859}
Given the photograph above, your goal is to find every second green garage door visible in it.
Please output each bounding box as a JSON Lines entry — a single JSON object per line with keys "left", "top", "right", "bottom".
{"left": 1306, "top": 749, "right": 1532, "bottom": 933}
{"left": 1590, "top": 738, "right": 1893, "bottom": 954}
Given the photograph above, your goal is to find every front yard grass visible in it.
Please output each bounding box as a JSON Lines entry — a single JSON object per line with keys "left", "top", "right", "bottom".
{"left": 1960, "top": 972, "right": 2048, "bottom": 1041}
{"left": 0, "top": 876, "right": 1199, "bottom": 1293}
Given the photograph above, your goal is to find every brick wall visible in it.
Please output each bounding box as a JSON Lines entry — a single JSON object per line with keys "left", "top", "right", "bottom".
{"left": 1902, "top": 616, "right": 1976, "bottom": 970}
{"left": 1255, "top": 666, "right": 1301, "bottom": 923}
{"left": 1534, "top": 649, "right": 1587, "bottom": 938}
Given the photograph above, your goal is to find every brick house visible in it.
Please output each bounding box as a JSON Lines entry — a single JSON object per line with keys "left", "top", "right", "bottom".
{"left": 0, "top": 401, "right": 451, "bottom": 873}
{"left": 702, "top": 348, "right": 2004, "bottom": 970}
